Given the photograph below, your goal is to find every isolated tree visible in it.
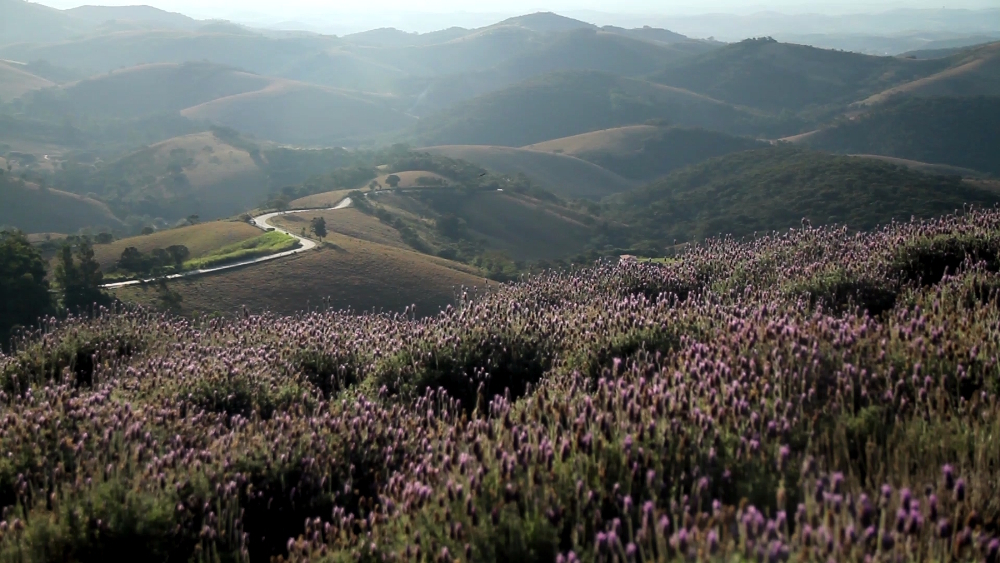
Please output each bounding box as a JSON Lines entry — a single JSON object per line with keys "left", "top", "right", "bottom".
{"left": 141, "top": 226, "right": 155, "bottom": 235}
{"left": 118, "top": 246, "right": 145, "bottom": 272}
{"left": 95, "top": 232, "right": 114, "bottom": 245}
{"left": 385, "top": 174, "right": 401, "bottom": 188}
{"left": 55, "top": 239, "right": 111, "bottom": 313}
{"left": 311, "top": 216, "right": 328, "bottom": 241}
{"left": 166, "top": 245, "right": 190, "bottom": 268}
{"left": 0, "top": 230, "right": 53, "bottom": 348}
{"left": 186, "top": 215, "right": 200, "bottom": 226}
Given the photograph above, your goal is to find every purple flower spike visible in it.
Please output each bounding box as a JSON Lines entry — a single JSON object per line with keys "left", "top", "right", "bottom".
{"left": 625, "top": 542, "right": 637, "bottom": 561}
{"left": 954, "top": 478, "right": 966, "bottom": 502}
{"left": 942, "top": 464, "right": 955, "bottom": 490}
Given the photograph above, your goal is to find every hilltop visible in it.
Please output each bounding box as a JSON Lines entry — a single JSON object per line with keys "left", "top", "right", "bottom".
{"left": 419, "top": 145, "right": 634, "bottom": 199}
{"left": 797, "top": 96, "right": 1000, "bottom": 175}
{"left": 525, "top": 125, "right": 765, "bottom": 181}
{"left": 650, "top": 37, "right": 950, "bottom": 112}
{"left": 611, "top": 146, "right": 1000, "bottom": 245}
{"left": 408, "top": 71, "right": 755, "bottom": 147}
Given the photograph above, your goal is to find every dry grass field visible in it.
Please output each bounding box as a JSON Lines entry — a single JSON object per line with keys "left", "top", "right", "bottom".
{"left": 89, "top": 221, "right": 262, "bottom": 269}
{"left": 290, "top": 189, "right": 356, "bottom": 209}
{"left": 850, "top": 154, "right": 988, "bottom": 178}
{"left": 0, "top": 60, "right": 54, "bottom": 100}
{"left": 110, "top": 232, "right": 485, "bottom": 317}
{"left": 271, "top": 209, "right": 409, "bottom": 249}
{"left": 524, "top": 124, "right": 663, "bottom": 156}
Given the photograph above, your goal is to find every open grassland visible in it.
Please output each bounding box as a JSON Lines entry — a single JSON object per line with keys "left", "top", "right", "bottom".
{"left": 290, "top": 189, "right": 356, "bottom": 209}
{"left": 271, "top": 209, "right": 409, "bottom": 249}
{"left": 856, "top": 41, "right": 1000, "bottom": 106}
{"left": 524, "top": 124, "right": 663, "bottom": 156}
{"left": 371, "top": 170, "right": 454, "bottom": 189}
{"left": 110, "top": 232, "right": 484, "bottom": 316}
{"left": 420, "top": 145, "right": 634, "bottom": 199}
{"left": 182, "top": 231, "right": 299, "bottom": 270}
{"left": 4, "top": 209, "right": 1000, "bottom": 562}
{"left": 0, "top": 180, "right": 123, "bottom": 234}
{"left": 850, "top": 154, "right": 988, "bottom": 178}
{"left": 0, "top": 60, "right": 54, "bottom": 100}
{"left": 90, "top": 221, "right": 262, "bottom": 269}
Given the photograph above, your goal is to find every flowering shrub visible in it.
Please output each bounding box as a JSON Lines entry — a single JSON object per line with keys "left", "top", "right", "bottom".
{"left": 1, "top": 208, "right": 999, "bottom": 562}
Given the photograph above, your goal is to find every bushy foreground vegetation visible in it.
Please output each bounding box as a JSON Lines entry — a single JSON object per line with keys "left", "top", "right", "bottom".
{"left": 1, "top": 208, "right": 1000, "bottom": 562}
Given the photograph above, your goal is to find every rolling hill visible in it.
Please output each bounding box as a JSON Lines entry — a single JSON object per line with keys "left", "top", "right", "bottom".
{"left": 610, "top": 146, "right": 1000, "bottom": 245}
{"left": 81, "top": 131, "right": 271, "bottom": 221}
{"left": 64, "top": 5, "right": 199, "bottom": 30}
{"left": 524, "top": 125, "right": 765, "bottom": 181}
{"left": 796, "top": 96, "right": 1000, "bottom": 175}
{"left": 407, "top": 71, "right": 756, "bottom": 147}
{"left": 180, "top": 80, "right": 415, "bottom": 145}
{"left": 24, "top": 61, "right": 272, "bottom": 118}
{"left": 109, "top": 232, "right": 485, "bottom": 317}
{"left": 0, "top": 176, "right": 123, "bottom": 234}
{"left": 649, "top": 37, "right": 951, "bottom": 112}
{"left": 0, "top": 60, "right": 54, "bottom": 101}
{"left": 419, "top": 145, "right": 634, "bottom": 199}
{"left": 856, "top": 41, "right": 1000, "bottom": 106}
{"left": 0, "top": 0, "right": 88, "bottom": 45}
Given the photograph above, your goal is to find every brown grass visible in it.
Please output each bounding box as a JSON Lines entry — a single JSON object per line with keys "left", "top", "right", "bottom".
{"left": 89, "top": 221, "right": 262, "bottom": 269}
{"left": 290, "top": 189, "right": 356, "bottom": 209}
{"left": 110, "top": 232, "right": 485, "bottom": 317}
{"left": 271, "top": 209, "right": 409, "bottom": 249}
{"left": 0, "top": 60, "right": 54, "bottom": 100}
{"left": 523, "top": 125, "right": 663, "bottom": 156}
{"left": 850, "top": 154, "right": 988, "bottom": 178}
{"left": 372, "top": 171, "right": 453, "bottom": 189}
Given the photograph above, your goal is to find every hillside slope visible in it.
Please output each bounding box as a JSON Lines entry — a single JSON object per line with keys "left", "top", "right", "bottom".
{"left": 408, "top": 71, "right": 755, "bottom": 147}
{"left": 110, "top": 234, "right": 484, "bottom": 316}
{"left": 525, "top": 125, "right": 765, "bottom": 181}
{"left": 0, "top": 60, "right": 54, "bottom": 101}
{"left": 611, "top": 146, "right": 999, "bottom": 244}
{"left": 0, "top": 176, "right": 123, "bottom": 234}
{"left": 798, "top": 96, "right": 1000, "bottom": 175}
{"left": 649, "top": 37, "right": 949, "bottom": 112}
{"left": 181, "top": 81, "right": 415, "bottom": 145}
{"left": 90, "top": 220, "right": 263, "bottom": 269}
{"left": 856, "top": 41, "right": 1000, "bottom": 105}
{"left": 420, "top": 145, "right": 634, "bottom": 199}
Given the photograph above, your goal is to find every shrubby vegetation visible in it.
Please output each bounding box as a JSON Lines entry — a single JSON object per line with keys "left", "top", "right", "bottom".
{"left": 612, "top": 146, "right": 998, "bottom": 247}
{"left": 803, "top": 96, "right": 1000, "bottom": 175}
{"left": 1, "top": 208, "right": 999, "bottom": 561}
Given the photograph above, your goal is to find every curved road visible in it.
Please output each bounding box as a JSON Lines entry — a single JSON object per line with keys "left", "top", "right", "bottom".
{"left": 102, "top": 197, "right": 352, "bottom": 289}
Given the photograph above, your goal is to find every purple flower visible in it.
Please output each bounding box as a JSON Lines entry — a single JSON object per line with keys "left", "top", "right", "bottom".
{"left": 954, "top": 478, "right": 966, "bottom": 502}
{"left": 942, "top": 464, "right": 955, "bottom": 490}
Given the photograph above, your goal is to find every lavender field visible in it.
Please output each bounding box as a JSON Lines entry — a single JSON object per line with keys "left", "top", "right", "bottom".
{"left": 1, "top": 208, "right": 999, "bottom": 563}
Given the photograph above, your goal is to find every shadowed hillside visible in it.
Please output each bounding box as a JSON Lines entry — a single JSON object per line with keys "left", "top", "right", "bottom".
{"left": 611, "top": 146, "right": 1000, "bottom": 245}
{"left": 857, "top": 41, "right": 1000, "bottom": 105}
{"left": 798, "top": 96, "right": 1000, "bottom": 175}
{"left": 420, "top": 145, "right": 634, "bottom": 199}
{"left": 408, "top": 71, "right": 758, "bottom": 147}
{"left": 650, "top": 37, "right": 951, "bottom": 112}
{"left": 0, "top": 175, "right": 124, "bottom": 233}
{"left": 526, "top": 125, "right": 765, "bottom": 181}
{"left": 0, "top": 60, "right": 54, "bottom": 101}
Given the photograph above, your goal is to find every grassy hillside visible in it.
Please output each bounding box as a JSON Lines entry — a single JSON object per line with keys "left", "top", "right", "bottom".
{"left": 23, "top": 62, "right": 271, "bottom": 119}
{"left": 850, "top": 155, "right": 988, "bottom": 178}
{"left": 420, "top": 145, "right": 634, "bottom": 199}
{"left": 525, "top": 125, "right": 765, "bottom": 181}
{"left": 110, "top": 233, "right": 484, "bottom": 316}
{"left": 649, "top": 37, "right": 950, "bottom": 113}
{"left": 0, "top": 0, "right": 89, "bottom": 45}
{"left": 271, "top": 208, "right": 409, "bottom": 249}
{"left": 611, "top": 145, "right": 1000, "bottom": 245}
{"left": 407, "top": 71, "right": 757, "bottom": 147}
{"left": 0, "top": 60, "right": 54, "bottom": 101}
{"left": 0, "top": 175, "right": 123, "bottom": 234}
{"left": 858, "top": 41, "right": 1000, "bottom": 105}
{"left": 89, "top": 220, "right": 262, "bottom": 269}
{"left": 76, "top": 131, "right": 271, "bottom": 221}
{"left": 180, "top": 81, "right": 416, "bottom": 145}
{"left": 799, "top": 96, "right": 1000, "bottom": 175}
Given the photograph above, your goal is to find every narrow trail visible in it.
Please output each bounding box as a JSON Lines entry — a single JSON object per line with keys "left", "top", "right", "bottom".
{"left": 101, "top": 197, "right": 352, "bottom": 289}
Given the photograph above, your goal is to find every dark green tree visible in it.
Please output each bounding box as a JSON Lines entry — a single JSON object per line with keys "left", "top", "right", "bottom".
{"left": 166, "top": 245, "right": 190, "bottom": 268}
{"left": 0, "top": 230, "right": 53, "bottom": 348}
{"left": 385, "top": 174, "right": 401, "bottom": 188}
{"left": 118, "top": 246, "right": 146, "bottom": 273}
{"left": 311, "top": 216, "right": 328, "bottom": 241}
{"left": 56, "top": 239, "right": 111, "bottom": 313}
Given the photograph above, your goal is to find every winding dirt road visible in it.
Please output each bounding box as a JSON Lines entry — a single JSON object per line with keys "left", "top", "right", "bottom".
{"left": 101, "top": 197, "right": 352, "bottom": 289}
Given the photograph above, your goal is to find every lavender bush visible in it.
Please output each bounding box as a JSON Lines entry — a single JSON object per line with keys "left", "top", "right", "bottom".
{"left": 1, "top": 208, "right": 999, "bottom": 562}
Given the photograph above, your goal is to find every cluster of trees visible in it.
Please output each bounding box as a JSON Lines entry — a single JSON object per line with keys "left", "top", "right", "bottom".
{"left": 1, "top": 230, "right": 111, "bottom": 349}
{"left": 117, "top": 244, "right": 191, "bottom": 274}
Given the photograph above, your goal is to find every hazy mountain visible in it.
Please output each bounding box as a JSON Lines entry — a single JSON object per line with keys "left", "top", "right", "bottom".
{"left": 857, "top": 42, "right": 1000, "bottom": 106}
{"left": 65, "top": 5, "right": 199, "bottom": 30}
{"left": 0, "top": 0, "right": 87, "bottom": 45}
{"left": 494, "top": 12, "right": 597, "bottom": 33}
